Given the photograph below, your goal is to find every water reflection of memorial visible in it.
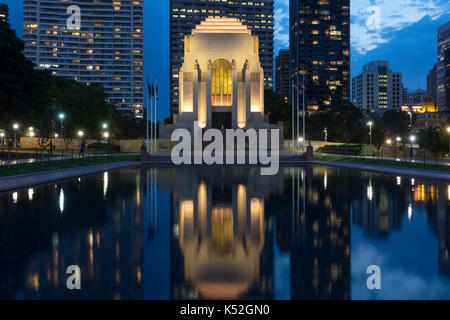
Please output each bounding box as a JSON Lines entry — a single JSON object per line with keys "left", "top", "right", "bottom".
{"left": 159, "top": 168, "right": 284, "bottom": 300}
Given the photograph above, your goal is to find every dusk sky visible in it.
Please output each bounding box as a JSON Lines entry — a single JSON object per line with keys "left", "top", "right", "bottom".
{"left": 3, "top": 0, "right": 450, "bottom": 120}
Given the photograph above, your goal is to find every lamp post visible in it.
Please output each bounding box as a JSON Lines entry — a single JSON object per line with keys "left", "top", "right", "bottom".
{"left": 12, "top": 123, "right": 19, "bottom": 148}
{"left": 298, "top": 137, "right": 304, "bottom": 152}
{"left": 367, "top": 121, "right": 373, "bottom": 146}
{"left": 410, "top": 135, "right": 416, "bottom": 161}
{"left": 58, "top": 113, "right": 65, "bottom": 138}
{"left": 396, "top": 137, "right": 401, "bottom": 160}
{"left": 103, "top": 132, "right": 110, "bottom": 157}
{"left": 447, "top": 127, "right": 450, "bottom": 158}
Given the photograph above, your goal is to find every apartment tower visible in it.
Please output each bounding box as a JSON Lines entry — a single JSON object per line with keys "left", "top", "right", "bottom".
{"left": 23, "top": 0, "right": 144, "bottom": 115}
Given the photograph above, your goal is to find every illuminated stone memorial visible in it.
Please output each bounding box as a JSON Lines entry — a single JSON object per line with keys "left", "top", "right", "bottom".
{"left": 161, "top": 18, "right": 281, "bottom": 136}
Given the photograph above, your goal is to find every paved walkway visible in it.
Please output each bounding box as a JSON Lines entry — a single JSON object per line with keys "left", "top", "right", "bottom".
{"left": 316, "top": 160, "right": 450, "bottom": 182}
{"left": 316, "top": 152, "right": 450, "bottom": 167}
{"left": 0, "top": 161, "right": 139, "bottom": 192}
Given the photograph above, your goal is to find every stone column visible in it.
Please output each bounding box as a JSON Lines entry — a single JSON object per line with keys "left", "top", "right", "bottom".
{"left": 232, "top": 67, "right": 238, "bottom": 129}
{"left": 193, "top": 63, "right": 199, "bottom": 122}
{"left": 245, "top": 63, "right": 251, "bottom": 126}
{"left": 206, "top": 66, "right": 212, "bottom": 128}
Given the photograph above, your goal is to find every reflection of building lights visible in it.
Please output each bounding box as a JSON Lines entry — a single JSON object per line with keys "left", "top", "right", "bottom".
{"left": 324, "top": 171, "right": 328, "bottom": 190}
{"left": 367, "top": 185, "right": 373, "bottom": 201}
{"left": 12, "top": 192, "right": 18, "bottom": 204}
{"left": 408, "top": 204, "right": 413, "bottom": 223}
{"left": 59, "top": 189, "right": 64, "bottom": 213}
{"left": 28, "top": 188, "right": 34, "bottom": 201}
{"left": 173, "top": 224, "right": 180, "bottom": 237}
{"left": 103, "top": 171, "right": 109, "bottom": 199}
{"left": 396, "top": 176, "right": 401, "bottom": 186}
{"left": 448, "top": 185, "right": 450, "bottom": 201}
{"left": 411, "top": 179, "right": 415, "bottom": 186}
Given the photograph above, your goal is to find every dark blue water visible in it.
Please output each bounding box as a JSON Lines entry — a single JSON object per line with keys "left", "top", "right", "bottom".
{"left": 0, "top": 166, "right": 449, "bottom": 300}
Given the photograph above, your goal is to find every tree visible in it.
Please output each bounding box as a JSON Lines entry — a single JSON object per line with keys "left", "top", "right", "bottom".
{"left": 50, "top": 79, "right": 114, "bottom": 139}
{"left": 264, "top": 90, "right": 292, "bottom": 138}
{"left": 418, "top": 127, "right": 447, "bottom": 163}
{"left": 382, "top": 110, "right": 410, "bottom": 138}
{"left": 0, "top": 20, "right": 51, "bottom": 134}
{"left": 112, "top": 110, "right": 146, "bottom": 139}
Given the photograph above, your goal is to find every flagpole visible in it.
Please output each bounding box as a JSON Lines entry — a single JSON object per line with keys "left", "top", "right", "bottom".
{"left": 296, "top": 73, "right": 300, "bottom": 153}
{"left": 154, "top": 79, "right": 158, "bottom": 154}
{"left": 291, "top": 84, "right": 295, "bottom": 153}
{"left": 150, "top": 78, "right": 154, "bottom": 154}
{"left": 302, "top": 72, "right": 306, "bottom": 152}
{"left": 146, "top": 77, "right": 149, "bottom": 153}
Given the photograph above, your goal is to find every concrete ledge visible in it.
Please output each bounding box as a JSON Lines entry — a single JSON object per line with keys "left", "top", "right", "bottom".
{"left": 0, "top": 161, "right": 139, "bottom": 192}
{"left": 315, "top": 160, "right": 450, "bottom": 182}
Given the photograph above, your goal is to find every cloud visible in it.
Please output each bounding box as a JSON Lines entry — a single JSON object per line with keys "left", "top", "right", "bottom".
{"left": 274, "top": 6, "right": 289, "bottom": 47}
{"left": 274, "top": 0, "right": 450, "bottom": 54}
{"left": 350, "top": 0, "right": 449, "bottom": 54}
{"left": 351, "top": 243, "right": 450, "bottom": 299}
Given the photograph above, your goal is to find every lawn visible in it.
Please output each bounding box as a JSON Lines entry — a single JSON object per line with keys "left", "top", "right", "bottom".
{"left": 0, "top": 155, "right": 140, "bottom": 178}
{"left": 314, "top": 155, "right": 450, "bottom": 173}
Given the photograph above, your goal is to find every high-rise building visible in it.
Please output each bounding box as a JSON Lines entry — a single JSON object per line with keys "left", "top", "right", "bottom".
{"left": 170, "top": 0, "right": 274, "bottom": 115}
{"left": 427, "top": 64, "right": 438, "bottom": 104}
{"left": 275, "top": 49, "right": 290, "bottom": 103}
{"left": 23, "top": 0, "right": 144, "bottom": 115}
{"left": 445, "top": 47, "right": 450, "bottom": 110}
{"left": 437, "top": 21, "right": 450, "bottom": 111}
{"left": 0, "top": 3, "right": 8, "bottom": 23}
{"left": 290, "top": 0, "right": 350, "bottom": 111}
{"left": 407, "top": 88, "right": 427, "bottom": 105}
{"left": 351, "top": 61, "right": 403, "bottom": 114}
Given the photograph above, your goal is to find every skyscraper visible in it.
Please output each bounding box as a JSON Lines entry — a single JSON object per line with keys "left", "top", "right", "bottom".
{"left": 445, "top": 47, "right": 450, "bottom": 110}
{"left": 275, "top": 49, "right": 290, "bottom": 103}
{"left": 23, "top": 0, "right": 144, "bottom": 115}
{"left": 437, "top": 21, "right": 450, "bottom": 111}
{"left": 351, "top": 61, "right": 403, "bottom": 114}
{"left": 0, "top": 3, "right": 8, "bottom": 23}
{"left": 170, "top": 0, "right": 274, "bottom": 116}
{"left": 427, "top": 64, "right": 438, "bottom": 105}
{"left": 290, "top": 0, "right": 350, "bottom": 111}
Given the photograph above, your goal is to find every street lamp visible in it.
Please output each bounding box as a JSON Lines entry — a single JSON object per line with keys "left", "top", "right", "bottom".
{"left": 410, "top": 135, "right": 416, "bottom": 160}
{"left": 12, "top": 123, "right": 19, "bottom": 148}
{"left": 29, "top": 131, "right": 35, "bottom": 138}
{"left": 395, "top": 137, "right": 402, "bottom": 160}
{"left": 102, "top": 123, "right": 108, "bottom": 130}
{"left": 386, "top": 139, "right": 392, "bottom": 145}
{"left": 103, "top": 132, "right": 109, "bottom": 139}
{"left": 58, "top": 113, "right": 65, "bottom": 138}
{"left": 0, "top": 132, "right": 5, "bottom": 146}
{"left": 298, "top": 136, "right": 304, "bottom": 151}
{"left": 367, "top": 121, "right": 373, "bottom": 146}
{"left": 78, "top": 130, "right": 84, "bottom": 138}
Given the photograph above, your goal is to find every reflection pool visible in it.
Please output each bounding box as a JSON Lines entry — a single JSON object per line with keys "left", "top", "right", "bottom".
{"left": 0, "top": 166, "right": 449, "bottom": 299}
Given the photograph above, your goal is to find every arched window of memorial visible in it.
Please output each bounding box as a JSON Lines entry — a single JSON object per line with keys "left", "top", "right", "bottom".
{"left": 211, "top": 58, "right": 232, "bottom": 106}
